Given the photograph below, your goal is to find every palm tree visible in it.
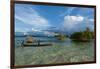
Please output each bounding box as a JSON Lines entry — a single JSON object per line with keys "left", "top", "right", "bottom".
{"left": 70, "top": 27, "right": 93, "bottom": 41}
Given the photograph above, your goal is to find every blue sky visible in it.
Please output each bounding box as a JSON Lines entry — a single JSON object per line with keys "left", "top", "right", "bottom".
{"left": 15, "top": 4, "right": 94, "bottom": 34}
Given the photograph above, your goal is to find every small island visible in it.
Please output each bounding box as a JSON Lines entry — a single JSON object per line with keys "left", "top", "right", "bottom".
{"left": 70, "top": 27, "right": 94, "bottom": 42}
{"left": 55, "top": 34, "right": 66, "bottom": 40}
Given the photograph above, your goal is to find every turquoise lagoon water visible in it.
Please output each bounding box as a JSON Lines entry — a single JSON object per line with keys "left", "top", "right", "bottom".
{"left": 15, "top": 37, "right": 94, "bottom": 66}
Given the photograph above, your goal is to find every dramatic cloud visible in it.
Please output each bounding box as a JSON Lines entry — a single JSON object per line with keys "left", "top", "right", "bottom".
{"left": 63, "top": 15, "right": 84, "bottom": 29}
{"left": 62, "top": 15, "right": 94, "bottom": 33}
{"left": 15, "top": 4, "right": 94, "bottom": 34}
{"left": 15, "top": 4, "right": 50, "bottom": 32}
{"left": 64, "top": 15, "right": 84, "bottom": 22}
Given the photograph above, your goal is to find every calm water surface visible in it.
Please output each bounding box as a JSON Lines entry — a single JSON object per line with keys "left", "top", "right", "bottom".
{"left": 15, "top": 37, "right": 94, "bottom": 66}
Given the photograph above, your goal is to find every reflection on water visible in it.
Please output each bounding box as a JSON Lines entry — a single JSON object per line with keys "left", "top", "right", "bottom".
{"left": 15, "top": 37, "right": 94, "bottom": 66}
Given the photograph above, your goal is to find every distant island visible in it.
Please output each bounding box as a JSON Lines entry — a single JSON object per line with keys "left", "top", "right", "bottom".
{"left": 70, "top": 27, "right": 94, "bottom": 42}
{"left": 54, "top": 33, "right": 67, "bottom": 40}
{"left": 53, "top": 27, "right": 94, "bottom": 42}
{"left": 15, "top": 27, "right": 94, "bottom": 42}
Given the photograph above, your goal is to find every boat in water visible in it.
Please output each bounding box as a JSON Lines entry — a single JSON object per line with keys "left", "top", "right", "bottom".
{"left": 21, "top": 36, "right": 52, "bottom": 47}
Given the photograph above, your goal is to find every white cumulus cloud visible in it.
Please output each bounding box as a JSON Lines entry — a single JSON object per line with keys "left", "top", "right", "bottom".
{"left": 61, "top": 15, "right": 94, "bottom": 33}
{"left": 64, "top": 15, "right": 84, "bottom": 22}
{"left": 63, "top": 15, "right": 84, "bottom": 29}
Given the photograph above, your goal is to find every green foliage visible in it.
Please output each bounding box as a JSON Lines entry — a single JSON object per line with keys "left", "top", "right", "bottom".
{"left": 70, "top": 27, "right": 94, "bottom": 41}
